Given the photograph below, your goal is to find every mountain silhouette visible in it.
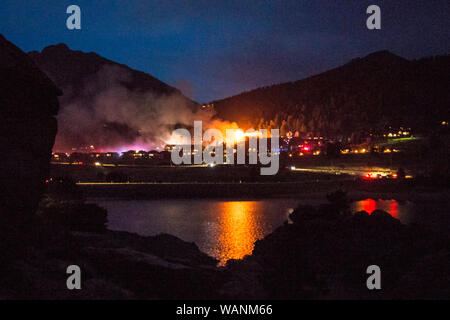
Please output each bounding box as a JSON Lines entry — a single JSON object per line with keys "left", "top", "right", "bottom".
{"left": 29, "top": 43, "right": 195, "bottom": 106}
{"left": 212, "top": 50, "right": 449, "bottom": 135}
{"left": 28, "top": 44, "right": 199, "bottom": 151}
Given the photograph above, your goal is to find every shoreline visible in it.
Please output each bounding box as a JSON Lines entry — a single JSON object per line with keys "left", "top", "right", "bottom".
{"left": 76, "top": 180, "right": 448, "bottom": 202}
{"left": 86, "top": 190, "right": 450, "bottom": 202}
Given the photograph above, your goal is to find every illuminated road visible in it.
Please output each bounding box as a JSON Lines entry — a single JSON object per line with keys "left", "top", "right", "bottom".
{"left": 54, "top": 161, "right": 400, "bottom": 178}
{"left": 76, "top": 179, "right": 350, "bottom": 186}
{"left": 289, "top": 166, "right": 399, "bottom": 177}
{"left": 52, "top": 162, "right": 209, "bottom": 168}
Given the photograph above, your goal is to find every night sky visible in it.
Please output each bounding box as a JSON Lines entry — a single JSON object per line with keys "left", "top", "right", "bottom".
{"left": 1, "top": 0, "right": 449, "bottom": 102}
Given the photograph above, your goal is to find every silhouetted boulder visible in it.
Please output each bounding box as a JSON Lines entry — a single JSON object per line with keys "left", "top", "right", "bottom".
{"left": 326, "top": 190, "right": 351, "bottom": 214}
{"left": 354, "top": 210, "right": 370, "bottom": 218}
{"left": 370, "top": 209, "right": 399, "bottom": 223}
{"left": 289, "top": 205, "right": 317, "bottom": 223}
{"left": 0, "top": 34, "right": 61, "bottom": 234}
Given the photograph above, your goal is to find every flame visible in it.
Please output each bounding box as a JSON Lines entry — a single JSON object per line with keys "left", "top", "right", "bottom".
{"left": 225, "top": 128, "right": 263, "bottom": 144}
{"left": 164, "top": 120, "right": 264, "bottom": 146}
{"left": 233, "top": 129, "right": 245, "bottom": 142}
{"left": 166, "top": 131, "right": 191, "bottom": 145}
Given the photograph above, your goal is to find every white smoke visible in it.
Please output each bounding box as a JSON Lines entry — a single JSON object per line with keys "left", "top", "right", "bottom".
{"left": 54, "top": 65, "right": 215, "bottom": 152}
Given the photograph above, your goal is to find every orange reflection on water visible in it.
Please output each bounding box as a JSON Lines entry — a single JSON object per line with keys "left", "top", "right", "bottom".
{"left": 215, "top": 201, "right": 264, "bottom": 266}
{"left": 359, "top": 199, "right": 377, "bottom": 214}
{"left": 388, "top": 200, "right": 399, "bottom": 219}
{"left": 354, "top": 199, "right": 399, "bottom": 219}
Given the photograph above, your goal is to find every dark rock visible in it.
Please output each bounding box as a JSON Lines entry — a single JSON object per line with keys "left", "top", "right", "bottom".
{"left": 289, "top": 205, "right": 317, "bottom": 223}
{"left": 224, "top": 202, "right": 450, "bottom": 299}
{"left": 0, "top": 34, "right": 61, "bottom": 239}
{"left": 0, "top": 229, "right": 226, "bottom": 299}
{"left": 370, "top": 209, "right": 399, "bottom": 223}
{"left": 353, "top": 210, "right": 370, "bottom": 218}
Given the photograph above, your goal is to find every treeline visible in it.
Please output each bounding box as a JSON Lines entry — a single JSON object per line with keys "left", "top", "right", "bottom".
{"left": 213, "top": 51, "right": 450, "bottom": 137}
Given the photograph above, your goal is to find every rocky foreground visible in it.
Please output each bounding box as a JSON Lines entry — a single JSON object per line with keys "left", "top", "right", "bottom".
{"left": 1, "top": 191, "right": 449, "bottom": 300}
{"left": 1, "top": 33, "right": 448, "bottom": 300}
{"left": 0, "top": 230, "right": 223, "bottom": 299}
{"left": 227, "top": 201, "right": 450, "bottom": 299}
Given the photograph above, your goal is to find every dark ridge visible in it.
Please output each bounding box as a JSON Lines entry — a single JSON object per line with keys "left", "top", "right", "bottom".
{"left": 212, "top": 50, "right": 449, "bottom": 134}
{"left": 28, "top": 43, "right": 196, "bottom": 105}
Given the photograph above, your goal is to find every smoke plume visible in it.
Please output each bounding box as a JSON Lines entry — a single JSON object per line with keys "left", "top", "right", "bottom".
{"left": 54, "top": 65, "right": 228, "bottom": 152}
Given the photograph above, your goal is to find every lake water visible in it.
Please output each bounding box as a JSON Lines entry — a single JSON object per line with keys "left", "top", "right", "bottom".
{"left": 92, "top": 198, "right": 430, "bottom": 265}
